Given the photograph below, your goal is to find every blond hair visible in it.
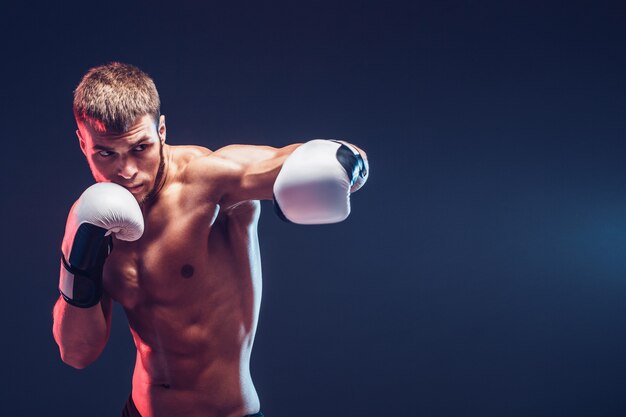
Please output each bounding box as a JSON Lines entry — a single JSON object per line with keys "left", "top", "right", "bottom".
{"left": 73, "top": 62, "right": 160, "bottom": 132}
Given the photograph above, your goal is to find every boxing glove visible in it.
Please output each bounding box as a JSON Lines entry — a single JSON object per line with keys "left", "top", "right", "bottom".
{"left": 273, "top": 139, "right": 368, "bottom": 224}
{"left": 59, "top": 183, "right": 144, "bottom": 308}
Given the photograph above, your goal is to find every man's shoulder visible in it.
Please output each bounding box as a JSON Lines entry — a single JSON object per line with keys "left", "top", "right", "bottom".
{"left": 184, "top": 143, "right": 273, "bottom": 174}
{"left": 176, "top": 144, "right": 243, "bottom": 187}
{"left": 171, "top": 144, "right": 213, "bottom": 163}
{"left": 171, "top": 145, "right": 212, "bottom": 177}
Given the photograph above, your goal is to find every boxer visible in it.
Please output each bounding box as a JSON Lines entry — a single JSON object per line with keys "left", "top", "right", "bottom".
{"left": 52, "top": 62, "right": 368, "bottom": 417}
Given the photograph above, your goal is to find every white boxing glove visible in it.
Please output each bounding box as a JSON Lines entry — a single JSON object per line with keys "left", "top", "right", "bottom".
{"left": 59, "top": 183, "right": 144, "bottom": 307}
{"left": 273, "top": 139, "right": 368, "bottom": 225}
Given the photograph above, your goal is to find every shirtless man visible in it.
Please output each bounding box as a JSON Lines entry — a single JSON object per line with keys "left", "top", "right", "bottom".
{"left": 52, "top": 62, "right": 368, "bottom": 417}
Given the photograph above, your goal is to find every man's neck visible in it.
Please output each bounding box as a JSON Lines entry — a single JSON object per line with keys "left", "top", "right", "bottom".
{"left": 141, "top": 144, "right": 172, "bottom": 211}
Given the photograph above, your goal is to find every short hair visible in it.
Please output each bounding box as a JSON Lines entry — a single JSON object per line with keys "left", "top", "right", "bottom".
{"left": 73, "top": 62, "right": 160, "bottom": 133}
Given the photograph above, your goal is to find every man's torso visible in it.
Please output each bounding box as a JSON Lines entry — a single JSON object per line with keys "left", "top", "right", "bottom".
{"left": 103, "top": 145, "right": 263, "bottom": 417}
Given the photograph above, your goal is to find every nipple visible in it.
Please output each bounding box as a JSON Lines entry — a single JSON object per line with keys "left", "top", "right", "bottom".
{"left": 181, "top": 264, "right": 194, "bottom": 278}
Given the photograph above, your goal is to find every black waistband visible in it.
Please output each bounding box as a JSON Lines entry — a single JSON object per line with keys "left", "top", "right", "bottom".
{"left": 122, "top": 394, "right": 265, "bottom": 417}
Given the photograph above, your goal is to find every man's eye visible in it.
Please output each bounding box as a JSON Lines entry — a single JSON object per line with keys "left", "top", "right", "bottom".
{"left": 98, "top": 151, "right": 113, "bottom": 157}
{"left": 134, "top": 144, "right": 147, "bottom": 152}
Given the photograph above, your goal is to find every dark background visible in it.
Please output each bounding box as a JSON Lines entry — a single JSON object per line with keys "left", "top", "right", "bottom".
{"left": 2, "top": 1, "right": 626, "bottom": 416}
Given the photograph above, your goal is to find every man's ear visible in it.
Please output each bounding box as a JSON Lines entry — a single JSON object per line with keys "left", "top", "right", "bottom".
{"left": 158, "top": 115, "right": 166, "bottom": 144}
{"left": 76, "top": 129, "right": 87, "bottom": 156}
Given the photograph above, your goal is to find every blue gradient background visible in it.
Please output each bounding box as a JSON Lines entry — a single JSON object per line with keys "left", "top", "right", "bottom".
{"left": 1, "top": 1, "right": 626, "bottom": 416}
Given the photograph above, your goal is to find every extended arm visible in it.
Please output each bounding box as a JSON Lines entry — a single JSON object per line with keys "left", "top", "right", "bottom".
{"left": 187, "top": 139, "right": 368, "bottom": 223}
{"left": 210, "top": 143, "right": 303, "bottom": 203}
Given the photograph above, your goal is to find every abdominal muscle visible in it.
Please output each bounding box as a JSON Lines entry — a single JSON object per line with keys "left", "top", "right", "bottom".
{"left": 104, "top": 198, "right": 263, "bottom": 417}
{"left": 129, "top": 313, "right": 260, "bottom": 417}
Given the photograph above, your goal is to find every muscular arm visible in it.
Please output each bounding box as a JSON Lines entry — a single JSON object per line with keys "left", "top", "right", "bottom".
{"left": 52, "top": 294, "right": 112, "bottom": 369}
{"left": 186, "top": 143, "right": 302, "bottom": 208}
{"left": 52, "top": 182, "right": 142, "bottom": 368}
{"left": 185, "top": 141, "right": 368, "bottom": 210}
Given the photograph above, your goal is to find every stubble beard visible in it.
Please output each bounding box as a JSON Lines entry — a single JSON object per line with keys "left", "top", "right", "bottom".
{"left": 139, "top": 140, "right": 166, "bottom": 207}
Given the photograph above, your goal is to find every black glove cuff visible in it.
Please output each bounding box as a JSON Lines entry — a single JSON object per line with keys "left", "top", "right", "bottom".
{"left": 332, "top": 141, "right": 366, "bottom": 186}
{"left": 59, "top": 232, "right": 110, "bottom": 308}
{"left": 272, "top": 193, "right": 293, "bottom": 224}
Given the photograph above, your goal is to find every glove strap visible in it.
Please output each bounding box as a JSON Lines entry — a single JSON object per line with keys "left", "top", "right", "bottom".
{"left": 59, "top": 229, "right": 111, "bottom": 308}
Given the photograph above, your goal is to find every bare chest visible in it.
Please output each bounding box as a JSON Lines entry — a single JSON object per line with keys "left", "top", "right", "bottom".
{"left": 102, "top": 190, "right": 222, "bottom": 309}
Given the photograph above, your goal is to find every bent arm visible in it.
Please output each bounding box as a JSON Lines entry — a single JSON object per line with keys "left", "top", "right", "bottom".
{"left": 52, "top": 182, "right": 142, "bottom": 368}
{"left": 52, "top": 294, "right": 112, "bottom": 369}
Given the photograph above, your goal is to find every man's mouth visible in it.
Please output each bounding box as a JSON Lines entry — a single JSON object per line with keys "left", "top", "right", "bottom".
{"left": 126, "top": 184, "right": 143, "bottom": 193}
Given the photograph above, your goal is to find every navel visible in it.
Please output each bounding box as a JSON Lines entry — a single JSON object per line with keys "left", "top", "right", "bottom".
{"left": 181, "top": 264, "right": 195, "bottom": 279}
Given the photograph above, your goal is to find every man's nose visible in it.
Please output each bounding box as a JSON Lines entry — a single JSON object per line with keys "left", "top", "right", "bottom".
{"left": 117, "top": 156, "right": 138, "bottom": 180}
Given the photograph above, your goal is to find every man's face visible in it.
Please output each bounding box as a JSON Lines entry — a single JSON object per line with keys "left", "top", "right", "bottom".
{"left": 77, "top": 114, "right": 166, "bottom": 205}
